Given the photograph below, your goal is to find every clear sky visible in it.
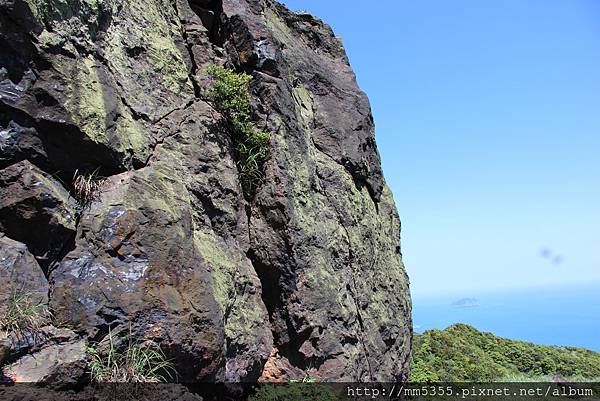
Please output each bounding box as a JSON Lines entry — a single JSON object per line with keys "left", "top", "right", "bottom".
{"left": 280, "top": 0, "right": 600, "bottom": 296}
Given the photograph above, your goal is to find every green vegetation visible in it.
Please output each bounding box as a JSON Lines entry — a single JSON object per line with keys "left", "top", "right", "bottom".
{"left": 0, "top": 292, "right": 51, "bottom": 341}
{"left": 204, "top": 65, "right": 271, "bottom": 196}
{"left": 411, "top": 324, "right": 600, "bottom": 382}
{"left": 72, "top": 168, "right": 105, "bottom": 206}
{"left": 249, "top": 382, "right": 337, "bottom": 401}
{"left": 87, "top": 330, "right": 176, "bottom": 383}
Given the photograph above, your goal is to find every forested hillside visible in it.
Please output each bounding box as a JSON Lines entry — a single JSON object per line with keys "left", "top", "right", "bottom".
{"left": 411, "top": 324, "right": 600, "bottom": 382}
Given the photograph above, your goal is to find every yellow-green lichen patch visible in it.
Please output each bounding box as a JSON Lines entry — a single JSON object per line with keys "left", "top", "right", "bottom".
{"left": 222, "top": 275, "right": 266, "bottom": 343}
{"left": 292, "top": 83, "right": 314, "bottom": 126}
{"left": 63, "top": 55, "right": 150, "bottom": 160}
{"left": 145, "top": 29, "right": 192, "bottom": 95}
{"left": 35, "top": 173, "right": 77, "bottom": 230}
{"left": 113, "top": 107, "right": 148, "bottom": 158}
{"left": 100, "top": 0, "right": 193, "bottom": 120}
{"left": 66, "top": 55, "right": 108, "bottom": 144}
{"left": 193, "top": 229, "right": 266, "bottom": 340}
{"left": 272, "top": 119, "right": 319, "bottom": 231}
{"left": 193, "top": 229, "right": 236, "bottom": 316}
{"left": 302, "top": 250, "right": 338, "bottom": 291}
{"left": 37, "top": 29, "right": 65, "bottom": 50}
{"left": 264, "top": 8, "right": 296, "bottom": 54}
{"left": 22, "top": 0, "right": 50, "bottom": 28}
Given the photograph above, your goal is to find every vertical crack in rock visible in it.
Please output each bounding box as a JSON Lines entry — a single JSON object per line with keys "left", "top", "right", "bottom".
{"left": 247, "top": 248, "right": 279, "bottom": 329}
{"left": 173, "top": 0, "right": 204, "bottom": 98}
{"left": 189, "top": 0, "right": 226, "bottom": 46}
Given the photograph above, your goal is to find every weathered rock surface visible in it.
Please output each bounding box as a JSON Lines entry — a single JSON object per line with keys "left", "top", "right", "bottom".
{"left": 0, "top": 234, "right": 50, "bottom": 366}
{"left": 0, "top": 0, "right": 412, "bottom": 385}
{"left": 0, "top": 234, "right": 49, "bottom": 306}
{"left": 4, "top": 337, "right": 87, "bottom": 386}
{"left": 0, "top": 320, "right": 85, "bottom": 378}
{"left": 0, "top": 160, "right": 77, "bottom": 271}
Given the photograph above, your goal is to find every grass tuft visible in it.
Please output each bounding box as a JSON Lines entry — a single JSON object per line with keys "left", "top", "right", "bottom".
{"left": 87, "top": 330, "right": 177, "bottom": 383}
{"left": 72, "top": 168, "right": 105, "bottom": 206}
{"left": 0, "top": 291, "right": 52, "bottom": 342}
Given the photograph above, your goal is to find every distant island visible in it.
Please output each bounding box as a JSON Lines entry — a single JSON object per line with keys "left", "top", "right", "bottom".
{"left": 411, "top": 324, "right": 600, "bottom": 382}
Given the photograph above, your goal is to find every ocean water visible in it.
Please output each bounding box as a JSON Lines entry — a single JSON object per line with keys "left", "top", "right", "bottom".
{"left": 412, "top": 282, "right": 600, "bottom": 351}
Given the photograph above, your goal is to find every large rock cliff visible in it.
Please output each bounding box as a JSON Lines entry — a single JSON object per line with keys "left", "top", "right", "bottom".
{"left": 0, "top": 0, "right": 412, "bottom": 384}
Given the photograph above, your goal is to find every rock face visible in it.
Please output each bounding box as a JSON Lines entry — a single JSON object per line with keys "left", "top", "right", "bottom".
{"left": 0, "top": 234, "right": 49, "bottom": 307}
{"left": 5, "top": 335, "right": 87, "bottom": 386}
{"left": 0, "top": 0, "right": 412, "bottom": 384}
{"left": 0, "top": 160, "right": 77, "bottom": 272}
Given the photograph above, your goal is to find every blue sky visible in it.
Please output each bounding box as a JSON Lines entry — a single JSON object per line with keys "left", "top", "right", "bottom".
{"left": 280, "top": 0, "right": 600, "bottom": 296}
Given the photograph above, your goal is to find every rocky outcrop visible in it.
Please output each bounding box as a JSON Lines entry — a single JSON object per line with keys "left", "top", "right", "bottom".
{"left": 0, "top": 0, "right": 411, "bottom": 385}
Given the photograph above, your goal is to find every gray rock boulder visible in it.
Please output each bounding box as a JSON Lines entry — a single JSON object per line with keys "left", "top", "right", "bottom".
{"left": 4, "top": 338, "right": 87, "bottom": 386}
{"left": 0, "top": 161, "right": 77, "bottom": 272}
{"left": 0, "top": 234, "right": 49, "bottom": 307}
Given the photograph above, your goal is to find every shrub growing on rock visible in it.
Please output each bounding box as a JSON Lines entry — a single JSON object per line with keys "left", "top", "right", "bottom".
{"left": 204, "top": 65, "right": 271, "bottom": 197}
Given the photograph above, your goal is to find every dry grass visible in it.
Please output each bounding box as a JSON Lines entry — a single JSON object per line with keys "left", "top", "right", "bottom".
{"left": 72, "top": 169, "right": 104, "bottom": 205}
{"left": 0, "top": 292, "right": 52, "bottom": 342}
{"left": 87, "top": 330, "right": 176, "bottom": 383}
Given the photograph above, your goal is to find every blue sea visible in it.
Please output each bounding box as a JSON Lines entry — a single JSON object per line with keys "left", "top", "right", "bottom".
{"left": 412, "top": 282, "right": 600, "bottom": 351}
